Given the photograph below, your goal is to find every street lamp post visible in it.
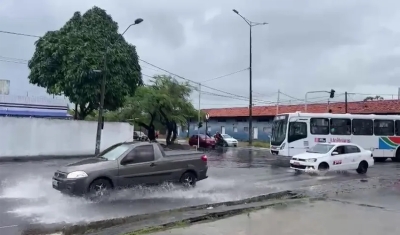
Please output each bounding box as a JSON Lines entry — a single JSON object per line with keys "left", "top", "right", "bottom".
{"left": 232, "top": 9, "right": 267, "bottom": 145}
{"left": 94, "top": 18, "right": 143, "bottom": 155}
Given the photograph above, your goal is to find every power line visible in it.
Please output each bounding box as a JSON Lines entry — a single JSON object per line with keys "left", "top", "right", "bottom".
{"left": 0, "top": 30, "right": 40, "bottom": 38}
{"left": 201, "top": 68, "right": 249, "bottom": 82}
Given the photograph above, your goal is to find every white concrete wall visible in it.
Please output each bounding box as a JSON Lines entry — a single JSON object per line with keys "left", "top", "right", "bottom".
{"left": 0, "top": 117, "right": 133, "bottom": 157}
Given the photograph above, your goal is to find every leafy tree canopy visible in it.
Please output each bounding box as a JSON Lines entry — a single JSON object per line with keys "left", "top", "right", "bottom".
{"left": 28, "top": 6, "right": 143, "bottom": 119}
{"left": 93, "top": 75, "right": 198, "bottom": 144}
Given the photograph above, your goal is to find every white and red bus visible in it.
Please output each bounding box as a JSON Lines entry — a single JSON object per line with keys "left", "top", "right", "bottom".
{"left": 270, "top": 112, "right": 400, "bottom": 162}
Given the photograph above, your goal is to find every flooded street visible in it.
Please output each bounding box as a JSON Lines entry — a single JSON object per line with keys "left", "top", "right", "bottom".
{"left": 1, "top": 148, "right": 400, "bottom": 234}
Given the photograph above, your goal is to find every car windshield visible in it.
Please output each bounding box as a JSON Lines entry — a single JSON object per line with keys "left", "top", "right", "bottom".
{"left": 99, "top": 144, "right": 130, "bottom": 160}
{"left": 307, "top": 144, "right": 335, "bottom": 154}
{"left": 222, "top": 134, "right": 232, "bottom": 138}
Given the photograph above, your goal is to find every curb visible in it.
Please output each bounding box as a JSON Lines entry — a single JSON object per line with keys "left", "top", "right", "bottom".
{"left": 22, "top": 190, "right": 301, "bottom": 235}
{"left": 0, "top": 154, "right": 92, "bottom": 163}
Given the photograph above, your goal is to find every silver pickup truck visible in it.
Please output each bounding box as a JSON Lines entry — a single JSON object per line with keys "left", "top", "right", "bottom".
{"left": 52, "top": 142, "right": 208, "bottom": 198}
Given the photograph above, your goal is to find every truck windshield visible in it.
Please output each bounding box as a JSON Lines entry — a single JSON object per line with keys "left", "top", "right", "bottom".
{"left": 307, "top": 144, "right": 335, "bottom": 154}
{"left": 271, "top": 115, "right": 288, "bottom": 146}
{"left": 99, "top": 144, "right": 130, "bottom": 160}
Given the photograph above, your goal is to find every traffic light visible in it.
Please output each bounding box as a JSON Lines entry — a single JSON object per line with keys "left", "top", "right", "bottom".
{"left": 198, "top": 122, "right": 203, "bottom": 128}
{"left": 329, "top": 89, "right": 335, "bottom": 98}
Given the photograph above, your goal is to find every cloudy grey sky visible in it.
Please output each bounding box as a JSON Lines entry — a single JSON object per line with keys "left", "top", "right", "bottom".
{"left": 1, "top": 0, "right": 400, "bottom": 109}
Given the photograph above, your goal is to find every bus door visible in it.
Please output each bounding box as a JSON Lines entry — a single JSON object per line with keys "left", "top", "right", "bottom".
{"left": 287, "top": 118, "right": 309, "bottom": 156}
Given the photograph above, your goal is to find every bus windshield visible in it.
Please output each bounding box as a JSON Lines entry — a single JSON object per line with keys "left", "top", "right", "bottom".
{"left": 271, "top": 115, "right": 288, "bottom": 146}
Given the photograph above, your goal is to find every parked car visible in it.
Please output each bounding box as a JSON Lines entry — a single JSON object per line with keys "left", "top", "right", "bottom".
{"left": 133, "top": 131, "right": 149, "bottom": 141}
{"left": 52, "top": 142, "right": 208, "bottom": 199}
{"left": 220, "top": 134, "right": 238, "bottom": 147}
{"left": 289, "top": 143, "right": 374, "bottom": 174}
{"left": 188, "top": 134, "right": 216, "bottom": 148}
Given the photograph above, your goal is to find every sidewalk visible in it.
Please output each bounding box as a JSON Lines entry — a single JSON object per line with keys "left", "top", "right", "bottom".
{"left": 149, "top": 200, "right": 400, "bottom": 235}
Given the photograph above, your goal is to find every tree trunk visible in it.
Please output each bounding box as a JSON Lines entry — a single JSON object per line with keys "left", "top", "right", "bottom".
{"left": 74, "top": 103, "right": 78, "bottom": 120}
{"left": 165, "top": 122, "right": 173, "bottom": 145}
{"left": 171, "top": 121, "right": 178, "bottom": 143}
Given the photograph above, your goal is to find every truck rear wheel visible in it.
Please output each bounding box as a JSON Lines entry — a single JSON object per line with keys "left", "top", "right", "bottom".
{"left": 180, "top": 172, "right": 197, "bottom": 188}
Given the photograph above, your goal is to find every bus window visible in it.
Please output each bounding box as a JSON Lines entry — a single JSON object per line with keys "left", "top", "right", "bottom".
{"left": 330, "top": 118, "right": 351, "bottom": 135}
{"left": 374, "top": 120, "right": 394, "bottom": 136}
{"left": 352, "top": 119, "right": 373, "bottom": 135}
{"left": 395, "top": 120, "right": 400, "bottom": 136}
{"left": 310, "top": 118, "right": 329, "bottom": 135}
{"left": 288, "top": 122, "right": 307, "bottom": 143}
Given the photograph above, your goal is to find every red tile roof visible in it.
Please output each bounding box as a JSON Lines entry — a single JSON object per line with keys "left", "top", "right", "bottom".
{"left": 203, "top": 100, "right": 400, "bottom": 118}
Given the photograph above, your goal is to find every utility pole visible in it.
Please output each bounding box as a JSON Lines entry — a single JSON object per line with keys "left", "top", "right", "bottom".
{"left": 197, "top": 83, "right": 201, "bottom": 148}
{"left": 345, "top": 91, "right": 348, "bottom": 113}
{"left": 94, "top": 57, "right": 107, "bottom": 155}
{"left": 276, "top": 89, "right": 280, "bottom": 115}
{"left": 232, "top": 9, "right": 268, "bottom": 145}
{"left": 94, "top": 18, "right": 143, "bottom": 155}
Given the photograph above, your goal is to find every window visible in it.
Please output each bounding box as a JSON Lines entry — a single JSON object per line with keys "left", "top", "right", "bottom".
{"left": 374, "top": 119, "right": 394, "bottom": 136}
{"left": 288, "top": 122, "right": 307, "bottom": 143}
{"left": 333, "top": 146, "right": 345, "bottom": 154}
{"left": 330, "top": 118, "right": 351, "bottom": 135}
{"left": 352, "top": 119, "right": 373, "bottom": 135}
{"left": 307, "top": 144, "right": 335, "bottom": 154}
{"left": 263, "top": 126, "right": 271, "bottom": 133}
{"left": 344, "top": 145, "right": 361, "bottom": 153}
{"left": 194, "top": 126, "right": 198, "bottom": 130}
{"left": 207, "top": 127, "right": 211, "bottom": 132}
{"left": 233, "top": 126, "right": 238, "bottom": 132}
{"left": 395, "top": 120, "right": 400, "bottom": 136}
{"left": 244, "top": 127, "right": 249, "bottom": 132}
{"left": 131, "top": 145, "right": 155, "bottom": 163}
{"left": 310, "top": 118, "right": 329, "bottom": 135}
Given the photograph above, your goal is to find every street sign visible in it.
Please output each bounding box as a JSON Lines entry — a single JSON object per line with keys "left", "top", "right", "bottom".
{"left": 205, "top": 113, "right": 210, "bottom": 120}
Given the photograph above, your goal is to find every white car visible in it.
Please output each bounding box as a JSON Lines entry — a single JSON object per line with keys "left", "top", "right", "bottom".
{"left": 221, "top": 134, "right": 238, "bottom": 147}
{"left": 289, "top": 143, "right": 374, "bottom": 174}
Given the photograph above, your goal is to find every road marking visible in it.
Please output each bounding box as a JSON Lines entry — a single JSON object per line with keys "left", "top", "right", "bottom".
{"left": 0, "top": 224, "right": 18, "bottom": 229}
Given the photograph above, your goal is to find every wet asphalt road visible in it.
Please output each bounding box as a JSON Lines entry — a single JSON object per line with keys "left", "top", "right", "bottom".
{"left": 1, "top": 148, "right": 400, "bottom": 235}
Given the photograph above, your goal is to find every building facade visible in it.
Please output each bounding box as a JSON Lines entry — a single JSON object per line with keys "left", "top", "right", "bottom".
{"left": 180, "top": 99, "right": 400, "bottom": 142}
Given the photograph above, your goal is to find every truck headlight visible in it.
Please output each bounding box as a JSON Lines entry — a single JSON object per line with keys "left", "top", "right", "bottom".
{"left": 67, "top": 171, "right": 88, "bottom": 179}
{"left": 305, "top": 158, "right": 317, "bottom": 163}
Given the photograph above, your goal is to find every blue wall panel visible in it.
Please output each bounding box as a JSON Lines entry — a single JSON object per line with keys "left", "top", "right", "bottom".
{"left": 179, "top": 117, "right": 273, "bottom": 142}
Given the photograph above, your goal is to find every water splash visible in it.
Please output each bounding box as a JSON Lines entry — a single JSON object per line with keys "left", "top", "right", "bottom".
{"left": 0, "top": 175, "right": 241, "bottom": 224}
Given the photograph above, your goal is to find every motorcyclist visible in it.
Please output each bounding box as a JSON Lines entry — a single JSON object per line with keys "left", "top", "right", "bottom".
{"left": 215, "top": 132, "right": 223, "bottom": 145}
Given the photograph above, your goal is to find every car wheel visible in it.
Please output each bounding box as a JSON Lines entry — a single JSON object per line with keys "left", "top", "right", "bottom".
{"left": 356, "top": 161, "right": 368, "bottom": 174}
{"left": 88, "top": 178, "right": 113, "bottom": 201}
{"left": 317, "top": 162, "right": 329, "bottom": 171}
{"left": 180, "top": 172, "right": 197, "bottom": 188}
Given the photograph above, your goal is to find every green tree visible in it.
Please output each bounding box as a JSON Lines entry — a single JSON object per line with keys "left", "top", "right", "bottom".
{"left": 151, "top": 75, "right": 197, "bottom": 145}
{"left": 28, "top": 6, "right": 142, "bottom": 120}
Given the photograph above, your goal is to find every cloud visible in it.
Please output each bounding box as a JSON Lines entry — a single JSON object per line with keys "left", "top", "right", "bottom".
{"left": 1, "top": 0, "right": 400, "bottom": 109}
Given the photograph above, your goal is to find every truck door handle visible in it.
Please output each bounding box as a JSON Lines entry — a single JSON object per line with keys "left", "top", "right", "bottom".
{"left": 150, "top": 163, "right": 156, "bottom": 167}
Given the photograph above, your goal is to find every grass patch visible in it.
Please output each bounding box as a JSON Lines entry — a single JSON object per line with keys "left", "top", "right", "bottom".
{"left": 240, "top": 141, "right": 270, "bottom": 148}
